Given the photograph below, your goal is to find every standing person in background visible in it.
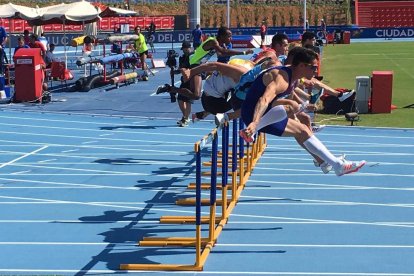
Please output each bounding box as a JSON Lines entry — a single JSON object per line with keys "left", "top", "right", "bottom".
{"left": 39, "top": 33, "right": 49, "bottom": 51}
{"left": 23, "top": 30, "right": 30, "bottom": 46}
{"left": 260, "top": 21, "right": 267, "bottom": 48}
{"left": 191, "top": 24, "right": 202, "bottom": 49}
{"left": 133, "top": 26, "right": 149, "bottom": 80}
{"left": 0, "top": 23, "right": 8, "bottom": 75}
{"left": 175, "top": 41, "right": 193, "bottom": 127}
{"left": 147, "top": 21, "right": 156, "bottom": 53}
{"left": 28, "top": 34, "right": 46, "bottom": 56}
{"left": 320, "top": 19, "right": 328, "bottom": 45}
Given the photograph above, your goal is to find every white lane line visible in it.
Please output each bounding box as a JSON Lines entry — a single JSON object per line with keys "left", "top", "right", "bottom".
{"left": 81, "top": 141, "right": 98, "bottom": 144}
{"left": 0, "top": 195, "right": 210, "bottom": 216}
{"left": 0, "top": 219, "right": 159, "bottom": 223}
{"left": 61, "top": 149, "right": 78, "bottom": 153}
{"left": 0, "top": 124, "right": 208, "bottom": 139}
{"left": 0, "top": 270, "right": 413, "bottom": 276}
{"left": 0, "top": 146, "right": 48, "bottom": 169}
{"left": 1, "top": 219, "right": 413, "bottom": 226}
{"left": 1, "top": 241, "right": 413, "bottom": 249}
{"left": 37, "top": 159, "right": 57, "bottom": 163}
{"left": 0, "top": 177, "right": 190, "bottom": 190}
{"left": 10, "top": 170, "right": 32, "bottom": 175}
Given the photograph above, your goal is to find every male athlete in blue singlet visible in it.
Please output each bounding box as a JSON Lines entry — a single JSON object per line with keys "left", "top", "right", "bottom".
{"left": 240, "top": 47, "right": 366, "bottom": 176}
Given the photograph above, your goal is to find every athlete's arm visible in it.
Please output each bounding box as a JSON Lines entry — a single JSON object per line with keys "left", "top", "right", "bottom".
{"left": 210, "top": 40, "right": 254, "bottom": 56}
{"left": 181, "top": 62, "right": 247, "bottom": 82}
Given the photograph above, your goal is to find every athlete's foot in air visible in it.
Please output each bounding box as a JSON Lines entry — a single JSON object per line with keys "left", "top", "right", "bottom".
{"left": 239, "top": 129, "right": 255, "bottom": 143}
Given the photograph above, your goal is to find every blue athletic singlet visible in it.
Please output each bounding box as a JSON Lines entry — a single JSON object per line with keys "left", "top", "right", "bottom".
{"left": 241, "top": 66, "right": 296, "bottom": 136}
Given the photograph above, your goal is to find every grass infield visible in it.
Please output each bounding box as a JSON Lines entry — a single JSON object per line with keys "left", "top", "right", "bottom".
{"left": 318, "top": 41, "right": 414, "bottom": 128}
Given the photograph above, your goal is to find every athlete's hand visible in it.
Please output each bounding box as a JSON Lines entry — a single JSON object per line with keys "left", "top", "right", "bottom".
{"left": 245, "top": 122, "right": 258, "bottom": 137}
{"left": 181, "top": 68, "right": 190, "bottom": 82}
{"left": 245, "top": 49, "right": 254, "bottom": 55}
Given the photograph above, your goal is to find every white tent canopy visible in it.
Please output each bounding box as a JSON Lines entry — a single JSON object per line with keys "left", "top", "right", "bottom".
{"left": 33, "top": 1, "right": 100, "bottom": 25}
{"left": 0, "top": 3, "right": 39, "bottom": 20}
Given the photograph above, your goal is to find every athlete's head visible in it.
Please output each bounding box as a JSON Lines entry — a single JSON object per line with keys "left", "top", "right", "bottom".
{"left": 301, "top": 31, "right": 317, "bottom": 47}
{"left": 217, "top": 26, "right": 232, "bottom": 44}
{"left": 290, "top": 47, "right": 319, "bottom": 80}
{"left": 271, "top": 33, "right": 289, "bottom": 56}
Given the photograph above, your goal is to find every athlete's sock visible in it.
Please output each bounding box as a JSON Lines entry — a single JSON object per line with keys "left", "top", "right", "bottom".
{"left": 303, "top": 135, "right": 343, "bottom": 169}
{"left": 256, "top": 105, "right": 287, "bottom": 131}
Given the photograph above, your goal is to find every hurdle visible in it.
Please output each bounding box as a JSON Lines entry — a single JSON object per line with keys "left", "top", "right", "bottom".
{"left": 120, "top": 119, "right": 266, "bottom": 271}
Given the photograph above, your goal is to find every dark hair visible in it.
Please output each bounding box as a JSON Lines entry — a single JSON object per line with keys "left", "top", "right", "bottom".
{"left": 301, "top": 31, "right": 316, "bottom": 44}
{"left": 271, "top": 33, "right": 288, "bottom": 47}
{"left": 217, "top": 26, "right": 230, "bottom": 38}
{"left": 291, "top": 47, "right": 318, "bottom": 66}
{"left": 83, "top": 36, "right": 93, "bottom": 44}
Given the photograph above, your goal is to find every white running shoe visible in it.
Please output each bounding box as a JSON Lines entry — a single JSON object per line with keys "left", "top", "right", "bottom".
{"left": 338, "top": 90, "right": 355, "bottom": 102}
{"left": 314, "top": 154, "right": 346, "bottom": 174}
{"left": 335, "top": 160, "right": 366, "bottom": 176}
{"left": 312, "top": 124, "right": 326, "bottom": 133}
{"left": 215, "top": 113, "right": 229, "bottom": 127}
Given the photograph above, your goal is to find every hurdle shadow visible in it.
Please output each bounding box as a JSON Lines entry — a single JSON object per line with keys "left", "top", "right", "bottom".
{"left": 74, "top": 156, "right": 197, "bottom": 275}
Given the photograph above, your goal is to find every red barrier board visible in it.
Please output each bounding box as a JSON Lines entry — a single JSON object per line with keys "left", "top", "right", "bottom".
{"left": 371, "top": 71, "right": 393, "bottom": 113}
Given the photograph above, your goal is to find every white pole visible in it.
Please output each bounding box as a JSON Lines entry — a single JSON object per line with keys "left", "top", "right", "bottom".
{"left": 227, "top": 0, "right": 230, "bottom": 27}
{"left": 303, "top": 0, "right": 307, "bottom": 31}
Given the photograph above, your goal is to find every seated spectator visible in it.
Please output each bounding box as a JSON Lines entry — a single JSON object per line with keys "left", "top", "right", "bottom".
{"left": 82, "top": 36, "right": 94, "bottom": 56}
{"left": 44, "top": 43, "right": 57, "bottom": 68}
{"left": 14, "top": 36, "right": 29, "bottom": 57}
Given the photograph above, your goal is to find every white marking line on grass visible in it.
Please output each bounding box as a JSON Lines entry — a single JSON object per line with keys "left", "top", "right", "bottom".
{"left": 0, "top": 146, "right": 48, "bottom": 169}
{"left": 383, "top": 53, "right": 414, "bottom": 80}
{"left": 0, "top": 270, "right": 413, "bottom": 276}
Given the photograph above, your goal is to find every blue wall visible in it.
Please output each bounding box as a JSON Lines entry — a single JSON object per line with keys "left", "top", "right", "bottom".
{"left": 6, "top": 26, "right": 414, "bottom": 48}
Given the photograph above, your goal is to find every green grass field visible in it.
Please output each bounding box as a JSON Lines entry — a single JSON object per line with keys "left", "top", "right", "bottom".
{"left": 318, "top": 41, "right": 414, "bottom": 128}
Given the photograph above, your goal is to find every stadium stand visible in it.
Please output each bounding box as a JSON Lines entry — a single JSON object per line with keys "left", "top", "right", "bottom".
{"left": 357, "top": 0, "right": 414, "bottom": 27}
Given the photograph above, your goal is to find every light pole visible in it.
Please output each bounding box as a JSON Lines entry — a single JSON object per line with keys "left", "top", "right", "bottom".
{"left": 303, "top": 0, "right": 307, "bottom": 31}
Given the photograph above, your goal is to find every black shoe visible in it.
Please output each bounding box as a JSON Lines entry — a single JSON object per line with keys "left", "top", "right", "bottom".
{"left": 156, "top": 83, "right": 171, "bottom": 94}
{"left": 170, "top": 93, "right": 177, "bottom": 103}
